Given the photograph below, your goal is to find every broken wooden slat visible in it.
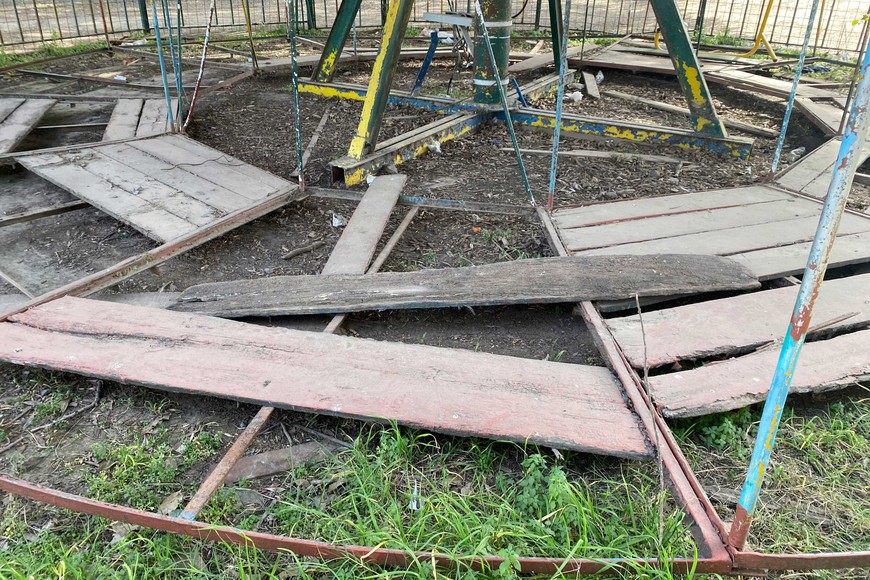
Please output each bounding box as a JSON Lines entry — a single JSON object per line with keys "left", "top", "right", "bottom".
{"left": 508, "top": 45, "right": 583, "bottom": 74}
{"left": 172, "top": 255, "right": 759, "bottom": 318}
{"left": 775, "top": 139, "right": 842, "bottom": 191}
{"left": 0, "top": 98, "right": 25, "bottom": 125}
{"left": 128, "top": 137, "right": 277, "bottom": 200}
{"left": 135, "top": 98, "right": 171, "bottom": 137}
{"left": 582, "top": 71, "right": 600, "bottom": 99}
{"left": 224, "top": 442, "right": 338, "bottom": 484}
{"left": 97, "top": 142, "right": 257, "bottom": 212}
{"left": 561, "top": 198, "right": 822, "bottom": 252}
{"left": 0, "top": 99, "right": 55, "bottom": 155}
{"left": 578, "top": 214, "right": 870, "bottom": 258}
{"left": 794, "top": 97, "right": 843, "bottom": 136}
{"left": 0, "top": 296, "right": 652, "bottom": 458}
{"left": 507, "top": 147, "right": 684, "bottom": 165}
{"left": 607, "top": 272, "right": 870, "bottom": 368}
{"left": 601, "top": 90, "right": 778, "bottom": 138}
{"left": 322, "top": 175, "right": 406, "bottom": 275}
{"left": 551, "top": 186, "right": 791, "bottom": 230}
{"left": 730, "top": 231, "right": 870, "bottom": 280}
{"left": 650, "top": 329, "right": 870, "bottom": 418}
{"left": 103, "top": 98, "right": 144, "bottom": 141}
{"left": 16, "top": 152, "right": 197, "bottom": 242}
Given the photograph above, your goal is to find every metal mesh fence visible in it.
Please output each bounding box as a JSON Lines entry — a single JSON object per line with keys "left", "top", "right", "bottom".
{"left": 1, "top": 0, "right": 867, "bottom": 55}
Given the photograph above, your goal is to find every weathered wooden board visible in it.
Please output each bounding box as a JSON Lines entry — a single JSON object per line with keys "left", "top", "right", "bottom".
{"left": 0, "top": 296, "right": 652, "bottom": 458}
{"left": 136, "top": 98, "right": 171, "bottom": 137}
{"left": 731, "top": 231, "right": 870, "bottom": 280}
{"left": 794, "top": 98, "right": 843, "bottom": 136}
{"left": 0, "top": 99, "right": 25, "bottom": 125}
{"left": 578, "top": 214, "right": 870, "bottom": 258}
{"left": 103, "top": 98, "right": 143, "bottom": 141}
{"left": 582, "top": 71, "right": 600, "bottom": 99}
{"left": 322, "top": 175, "right": 405, "bottom": 275}
{"left": 650, "top": 329, "right": 870, "bottom": 418}
{"left": 509, "top": 45, "right": 583, "bottom": 73}
{"left": 560, "top": 198, "right": 822, "bottom": 252}
{"left": 551, "top": 186, "right": 791, "bottom": 230}
{"left": 776, "top": 138, "right": 870, "bottom": 198}
{"left": 608, "top": 272, "right": 870, "bottom": 368}
{"left": 0, "top": 99, "right": 55, "bottom": 155}
{"left": 224, "top": 442, "right": 338, "bottom": 484}
{"left": 173, "top": 255, "right": 760, "bottom": 318}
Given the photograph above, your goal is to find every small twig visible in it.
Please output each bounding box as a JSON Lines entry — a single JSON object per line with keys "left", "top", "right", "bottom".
{"left": 636, "top": 293, "right": 665, "bottom": 544}
{"left": 281, "top": 239, "right": 325, "bottom": 260}
{"left": 292, "top": 106, "right": 332, "bottom": 178}
{"left": 297, "top": 424, "right": 352, "bottom": 449}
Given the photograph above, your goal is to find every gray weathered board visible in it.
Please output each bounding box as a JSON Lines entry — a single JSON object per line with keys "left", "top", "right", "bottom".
{"left": 173, "top": 254, "right": 760, "bottom": 318}
{"left": 650, "top": 328, "right": 870, "bottom": 418}
{"left": 103, "top": 98, "right": 178, "bottom": 141}
{"left": 607, "top": 272, "right": 870, "bottom": 369}
{"left": 15, "top": 134, "right": 293, "bottom": 243}
{"left": 0, "top": 296, "right": 652, "bottom": 458}
{"left": 0, "top": 98, "right": 55, "bottom": 156}
{"left": 776, "top": 137, "right": 870, "bottom": 199}
{"left": 553, "top": 185, "right": 870, "bottom": 280}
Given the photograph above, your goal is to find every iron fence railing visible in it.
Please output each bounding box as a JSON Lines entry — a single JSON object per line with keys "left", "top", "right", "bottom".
{"left": 1, "top": 0, "right": 868, "bottom": 56}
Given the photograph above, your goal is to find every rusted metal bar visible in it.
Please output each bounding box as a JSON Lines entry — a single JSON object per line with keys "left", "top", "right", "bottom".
{"left": 0, "top": 187, "right": 304, "bottom": 323}
{"left": 0, "top": 474, "right": 731, "bottom": 575}
{"left": 730, "top": 31, "right": 870, "bottom": 552}
{"left": 180, "top": 405, "right": 274, "bottom": 519}
{"left": 0, "top": 201, "right": 88, "bottom": 229}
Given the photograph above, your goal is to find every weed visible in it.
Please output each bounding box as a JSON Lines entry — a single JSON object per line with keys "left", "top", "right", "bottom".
{"left": 0, "top": 41, "right": 105, "bottom": 69}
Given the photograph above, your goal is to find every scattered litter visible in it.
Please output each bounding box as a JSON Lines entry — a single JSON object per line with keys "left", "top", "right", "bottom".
{"left": 566, "top": 91, "right": 583, "bottom": 103}
{"left": 429, "top": 140, "right": 442, "bottom": 153}
{"left": 787, "top": 147, "right": 807, "bottom": 162}
{"left": 113, "top": 75, "right": 127, "bottom": 82}
{"left": 408, "top": 479, "right": 421, "bottom": 511}
{"left": 595, "top": 70, "right": 605, "bottom": 84}
{"left": 331, "top": 212, "right": 347, "bottom": 227}
{"left": 568, "top": 82, "right": 585, "bottom": 91}
{"left": 366, "top": 175, "right": 376, "bottom": 185}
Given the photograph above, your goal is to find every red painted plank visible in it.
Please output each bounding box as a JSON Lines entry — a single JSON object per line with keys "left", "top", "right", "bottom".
{"left": 0, "top": 297, "right": 651, "bottom": 458}
{"left": 650, "top": 329, "right": 870, "bottom": 418}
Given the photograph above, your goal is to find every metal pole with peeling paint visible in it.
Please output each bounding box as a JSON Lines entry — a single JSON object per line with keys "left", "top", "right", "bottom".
{"left": 311, "top": 0, "right": 363, "bottom": 82}
{"left": 768, "top": 0, "right": 821, "bottom": 178}
{"left": 647, "top": 0, "right": 728, "bottom": 137}
{"left": 473, "top": 0, "right": 512, "bottom": 104}
{"left": 729, "top": 32, "right": 870, "bottom": 552}
{"left": 346, "top": 0, "right": 413, "bottom": 159}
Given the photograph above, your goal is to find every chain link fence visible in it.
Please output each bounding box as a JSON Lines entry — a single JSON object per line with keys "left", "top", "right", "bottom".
{"left": 1, "top": 0, "right": 867, "bottom": 56}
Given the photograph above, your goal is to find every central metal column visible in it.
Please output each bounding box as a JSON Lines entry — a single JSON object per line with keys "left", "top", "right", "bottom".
{"left": 473, "top": 0, "right": 512, "bottom": 104}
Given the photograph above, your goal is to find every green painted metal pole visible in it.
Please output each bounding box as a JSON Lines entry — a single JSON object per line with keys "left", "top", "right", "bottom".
{"left": 138, "top": 0, "right": 150, "bottom": 32}
{"left": 648, "top": 0, "right": 728, "bottom": 138}
{"left": 547, "top": 0, "right": 563, "bottom": 70}
{"left": 473, "top": 0, "right": 512, "bottom": 104}
{"left": 347, "top": 0, "right": 413, "bottom": 159}
{"left": 311, "top": 0, "right": 363, "bottom": 81}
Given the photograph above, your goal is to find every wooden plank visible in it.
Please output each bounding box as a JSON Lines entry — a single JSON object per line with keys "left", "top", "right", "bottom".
{"left": 731, "top": 231, "right": 870, "bottom": 280}
{"left": 103, "top": 98, "right": 144, "bottom": 141}
{"left": 0, "top": 99, "right": 55, "bottom": 155}
{"left": 577, "top": 214, "right": 870, "bottom": 258}
{"left": 650, "top": 328, "right": 870, "bottom": 418}
{"left": 173, "top": 254, "right": 761, "bottom": 318}
{"left": 508, "top": 45, "right": 583, "bottom": 73}
{"left": 508, "top": 147, "right": 684, "bottom": 164}
{"left": 601, "top": 90, "right": 779, "bottom": 137}
{"left": 135, "top": 98, "right": 171, "bottom": 137}
{"left": 582, "top": 71, "right": 600, "bottom": 99}
{"left": 794, "top": 97, "right": 843, "bottom": 136}
{"left": 706, "top": 69, "right": 836, "bottom": 99}
{"left": 224, "top": 442, "right": 337, "bottom": 484}
{"left": 775, "top": 139, "right": 842, "bottom": 191}
{"left": 17, "top": 152, "right": 197, "bottom": 242}
{"left": 128, "top": 136, "right": 278, "bottom": 200}
{"left": 322, "top": 175, "right": 406, "bottom": 275}
{"left": 561, "top": 198, "right": 822, "bottom": 252}
{"left": 607, "top": 272, "right": 870, "bottom": 368}
{"left": 0, "top": 99, "right": 25, "bottom": 125}
{"left": 96, "top": 143, "right": 254, "bottom": 213}
{"left": 551, "top": 186, "right": 791, "bottom": 230}
{"left": 0, "top": 296, "right": 652, "bottom": 458}
{"left": 160, "top": 135, "right": 291, "bottom": 192}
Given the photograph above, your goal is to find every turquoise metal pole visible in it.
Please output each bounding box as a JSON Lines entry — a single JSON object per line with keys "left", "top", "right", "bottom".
{"left": 768, "top": 0, "right": 822, "bottom": 178}
{"left": 150, "top": 0, "right": 175, "bottom": 128}
{"left": 729, "top": 31, "right": 870, "bottom": 552}
{"left": 546, "top": 0, "right": 571, "bottom": 211}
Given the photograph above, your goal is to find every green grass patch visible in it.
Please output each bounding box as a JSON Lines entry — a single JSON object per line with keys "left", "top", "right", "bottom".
{"left": 0, "top": 41, "right": 106, "bottom": 69}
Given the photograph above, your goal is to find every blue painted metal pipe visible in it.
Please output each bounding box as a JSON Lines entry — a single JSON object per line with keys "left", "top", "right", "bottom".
{"left": 288, "top": 0, "right": 304, "bottom": 183}
{"left": 546, "top": 0, "right": 571, "bottom": 211}
{"left": 149, "top": 0, "right": 175, "bottom": 128}
{"left": 729, "top": 32, "right": 870, "bottom": 551}
{"left": 411, "top": 30, "right": 439, "bottom": 96}
{"left": 768, "top": 0, "right": 822, "bottom": 178}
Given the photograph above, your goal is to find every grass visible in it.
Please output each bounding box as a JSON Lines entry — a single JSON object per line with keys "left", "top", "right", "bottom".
{"left": 0, "top": 41, "right": 106, "bottom": 69}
